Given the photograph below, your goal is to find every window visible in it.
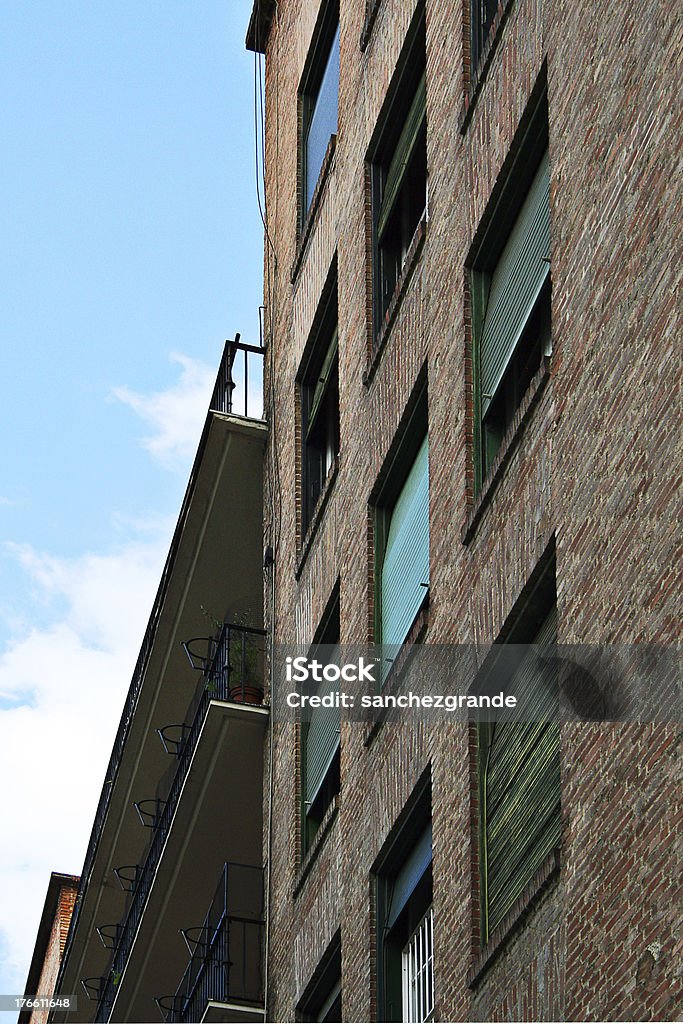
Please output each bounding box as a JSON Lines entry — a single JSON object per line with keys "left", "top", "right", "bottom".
{"left": 469, "top": 91, "right": 550, "bottom": 489}
{"left": 298, "top": 932, "right": 342, "bottom": 1022}
{"left": 379, "top": 435, "right": 429, "bottom": 649}
{"left": 300, "top": 1, "right": 340, "bottom": 222}
{"left": 301, "top": 589, "right": 340, "bottom": 853}
{"left": 369, "top": 7, "right": 427, "bottom": 336}
{"left": 376, "top": 780, "right": 433, "bottom": 1022}
{"left": 470, "top": 0, "right": 499, "bottom": 73}
{"left": 402, "top": 907, "right": 434, "bottom": 1024}
{"left": 299, "top": 267, "right": 339, "bottom": 537}
{"left": 476, "top": 555, "right": 560, "bottom": 944}
{"left": 374, "top": 385, "right": 429, "bottom": 669}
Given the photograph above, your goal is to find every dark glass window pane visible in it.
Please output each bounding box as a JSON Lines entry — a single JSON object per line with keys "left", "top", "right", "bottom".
{"left": 305, "top": 23, "right": 340, "bottom": 210}
{"left": 377, "top": 124, "right": 427, "bottom": 323}
{"left": 370, "top": 9, "right": 426, "bottom": 339}
{"left": 471, "top": 0, "right": 498, "bottom": 70}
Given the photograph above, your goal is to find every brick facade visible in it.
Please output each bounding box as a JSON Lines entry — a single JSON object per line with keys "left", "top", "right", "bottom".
{"left": 253, "top": 0, "right": 682, "bottom": 1020}
{"left": 21, "top": 874, "right": 79, "bottom": 1024}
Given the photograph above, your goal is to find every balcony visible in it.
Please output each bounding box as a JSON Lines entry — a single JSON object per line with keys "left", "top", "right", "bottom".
{"left": 182, "top": 622, "right": 266, "bottom": 707}
{"left": 94, "top": 625, "right": 268, "bottom": 1023}
{"left": 157, "top": 863, "right": 264, "bottom": 1024}
{"left": 50, "top": 335, "right": 267, "bottom": 1024}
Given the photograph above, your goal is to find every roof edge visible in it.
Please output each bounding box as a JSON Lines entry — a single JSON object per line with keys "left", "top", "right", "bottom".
{"left": 246, "top": 0, "right": 276, "bottom": 53}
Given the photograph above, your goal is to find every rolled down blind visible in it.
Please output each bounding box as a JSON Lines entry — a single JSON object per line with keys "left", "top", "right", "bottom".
{"left": 377, "top": 73, "right": 427, "bottom": 241}
{"left": 381, "top": 436, "right": 429, "bottom": 649}
{"left": 387, "top": 822, "right": 432, "bottom": 929}
{"left": 480, "top": 150, "right": 551, "bottom": 416}
{"left": 305, "top": 645, "right": 340, "bottom": 807}
{"left": 483, "top": 605, "right": 559, "bottom": 935}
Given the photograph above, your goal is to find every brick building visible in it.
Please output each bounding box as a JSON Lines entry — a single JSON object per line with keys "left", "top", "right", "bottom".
{"left": 245, "top": 0, "right": 681, "bottom": 1021}
{"left": 19, "top": 873, "right": 80, "bottom": 1024}
{"left": 41, "top": 0, "right": 681, "bottom": 1021}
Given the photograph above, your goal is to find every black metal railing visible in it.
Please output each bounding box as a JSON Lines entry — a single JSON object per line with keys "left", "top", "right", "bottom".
{"left": 182, "top": 622, "right": 266, "bottom": 706}
{"left": 94, "top": 625, "right": 266, "bottom": 1022}
{"left": 210, "top": 336, "right": 264, "bottom": 419}
{"left": 158, "top": 864, "right": 264, "bottom": 1023}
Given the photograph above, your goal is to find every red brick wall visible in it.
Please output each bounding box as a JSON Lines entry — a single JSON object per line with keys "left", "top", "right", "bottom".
{"left": 30, "top": 882, "right": 79, "bottom": 1024}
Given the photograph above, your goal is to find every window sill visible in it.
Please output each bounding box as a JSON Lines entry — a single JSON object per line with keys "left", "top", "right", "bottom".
{"left": 293, "top": 795, "right": 339, "bottom": 898}
{"left": 291, "top": 135, "right": 337, "bottom": 285}
{"left": 364, "top": 595, "right": 430, "bottom": 749}
{"left": 459, "top": 0, "right": 516, "bottom": 135}
{"left": 467, "top": 848, "right": 560, "bottom": 987}
{"left": 462, "top": 357, "right": 550, "bottom": 546}
{"left": 364, "top": 215, "right": 427, "bottom": 388}
{"left": 360, "top": 0, "right": 383, "bottom": 51}
{"left": 296, "top": 457, "right": 340, "bottom": 579}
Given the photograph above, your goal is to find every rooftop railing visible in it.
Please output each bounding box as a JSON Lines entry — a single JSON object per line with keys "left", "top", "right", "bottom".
{"left": 210, "top": 335, "right": 264, "bottom": 419}
{"left": 94, "top": 624, "right": 266, "bottom": 1023}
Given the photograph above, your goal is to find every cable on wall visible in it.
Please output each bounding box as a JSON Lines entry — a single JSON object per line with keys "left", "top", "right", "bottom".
{"left": 252, "top": 3, "right": 283, "bottom": 1019}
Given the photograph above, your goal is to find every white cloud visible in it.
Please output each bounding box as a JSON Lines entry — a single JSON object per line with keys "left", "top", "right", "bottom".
{"left": 112, "top": 353, "right": 215, "bottom": 469}
{"left": 0, "top": 529, "right": 170, "bottom": 993}
{"left": 0, "top": 352, "right": 232, "bottom": 996}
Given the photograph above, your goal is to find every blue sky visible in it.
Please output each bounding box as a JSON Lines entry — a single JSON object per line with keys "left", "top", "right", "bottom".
{"left": 0, "top": 0, "right": 263, "bottom": 1003}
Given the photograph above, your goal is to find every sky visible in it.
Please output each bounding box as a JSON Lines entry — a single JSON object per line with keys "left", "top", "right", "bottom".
{"left": 0, "top": 0, "right": 264, "bottom": 1006}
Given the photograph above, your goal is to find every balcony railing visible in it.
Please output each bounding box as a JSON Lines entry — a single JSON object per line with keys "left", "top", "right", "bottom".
{"left": 157, "top": 863, "right": 265, "bottom": 1023}
{"left": 210, "top": 335, "right": 264, "bottom": 419}
{"left": 94, "top": 624, "right": 266, "bottom": 1023}
{"left": 182, "top": 621, "right": 266, "bottom": 707}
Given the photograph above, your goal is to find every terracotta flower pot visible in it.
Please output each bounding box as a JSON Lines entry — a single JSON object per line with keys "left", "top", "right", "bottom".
{"left": 229, "top": 684, "right": 263, "bottom": 705}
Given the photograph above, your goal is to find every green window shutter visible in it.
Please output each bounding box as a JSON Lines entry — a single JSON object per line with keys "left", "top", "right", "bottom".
{"left": 508, "top": 605, "right": 557, "bottom": 719}
{"left": 380, "top": 436, "right": 430, "bottom": 648}
{"left": 480, "top": 149, "right": 551, "bottom": 416}
{"left": 377, "top": 73, "right": 427, "bottom": 241}
{"left": 305, "top": 647, "right": 341, "bottom": 808}
{"left": 481, "top": 605, "right": 560, "bottom": 937}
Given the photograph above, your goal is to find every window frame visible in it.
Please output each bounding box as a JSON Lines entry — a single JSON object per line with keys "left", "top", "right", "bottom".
{"left": 298, "top": 262, "right": 340, "bottom": 541}
{"left": 375, "top": 775, "right": 433, "bottom": 1023}
{"left": 474, "top": 551, "right": 560, "bottom": 946}
{"left": 300, "top": 585, "right": 341, "bottom": 855}
{"left": 468, "top": 84, "right": 550, "bottom": 492}
{"left": 299, "top": 0, "right": 340, "bottom": 231}
{"left": 470, "top": 0, "right": 499, "bottom": 76}
{"left": 372, "top": 380, "right": 429, "bottom": 670}
{"left": 368, "top": 4, "right": 427, "bottom": 342}
{"left": 297, "top": 930, "right": 342, "bottom": 1022}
